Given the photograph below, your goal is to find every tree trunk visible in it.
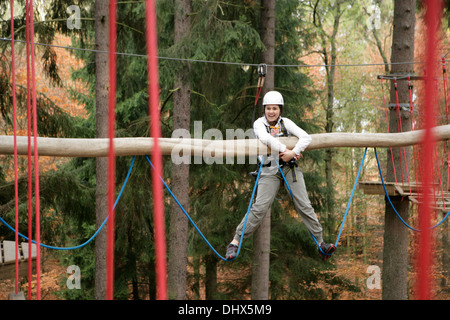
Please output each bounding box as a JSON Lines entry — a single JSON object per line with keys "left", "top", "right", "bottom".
{"left": 382, "top": 0, "right": 416, "bottom": 300}
{"left": 252, "top": 208, "right": 272, "bottom": 299}
{"left": 94, "top": 0, "right": 109, "bottom": 300}
{"left": 251, "top": 0, "right": 275, "bottom": 300}
{"left": 323, "top": 0, "right": 342, "bottom": 235}
{"left": 168, "top": 0, "right": 191, "bottom": 300}
{"left": 204, "top": 253, "right": 218, "bottom": 300}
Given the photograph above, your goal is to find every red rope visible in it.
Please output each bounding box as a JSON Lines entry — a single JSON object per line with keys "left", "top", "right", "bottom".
{"left": 10, "top": 0, "right": 19, "bottom": 295}
{"left": 146, "top": 0, "right": 167, "bottom": 300}
{"left": 27, "top": 0, "right": 42, "bottom": 300}
{"left": 418, "top": 0, "right": 441, "bottom": 300}
{"left": 254, "top": 76, "right": 264, "bottom": 106}
{"left": 106, "top": 0, "right": 117, "bottom": 300}
{"left": 25, "top": 0, "right": 33, "bottom": 300}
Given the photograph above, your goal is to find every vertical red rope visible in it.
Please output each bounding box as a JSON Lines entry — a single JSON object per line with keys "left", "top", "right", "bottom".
{"left": 106, "top": 0, "right": 117, "bottom": 300}
{"left": 254, "top": 76, "right": 264, "bottom": 106}
{"left": 10, "top": 0, "right": 19, "bottom": 295}
{"left": 418, "top": 0, "right": 441, "bottom": 300}
{"left": 145, "top": 0, "right": 167, "bottom": 300}
{"left": 28, "top": 0, "right": 42, "bottom": 300}
{"left": 25, "top": 0, "right": 33, "bottom": 300}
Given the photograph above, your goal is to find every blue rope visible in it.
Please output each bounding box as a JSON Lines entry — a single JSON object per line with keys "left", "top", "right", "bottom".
{"left": 374, "top": 147, "right": 450, "bottom": 231}
{"left": 0, "top": 156, "right": 136, "bottom": 250}
{"left": 335, "top": 147, "right": 367, "bottom": 247}
{"left": 145, "top": 155, "right": 263, "bottom": 262}
{"left": 275, "top": 148, "right": 368, "bottom": 257}
{"left": 8, "top": 144, "right": 445, "bottom": 258}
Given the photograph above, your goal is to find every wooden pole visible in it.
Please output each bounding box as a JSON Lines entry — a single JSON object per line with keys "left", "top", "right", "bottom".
{"left": 2, "top": 124, "right": 450, "bottom": 157}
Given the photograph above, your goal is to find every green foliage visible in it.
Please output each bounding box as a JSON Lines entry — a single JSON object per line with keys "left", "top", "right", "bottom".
{"left": 0, "top": 0, "right": 361, "bottom": 300}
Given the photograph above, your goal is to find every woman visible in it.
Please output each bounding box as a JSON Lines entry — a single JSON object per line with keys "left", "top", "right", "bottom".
{"left": 225, "top": 91, "right": 335, "bottom": 261}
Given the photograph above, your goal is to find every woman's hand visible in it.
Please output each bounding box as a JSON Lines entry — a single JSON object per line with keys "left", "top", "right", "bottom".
{"left": 279, "top": 149, "right": 301, "bottom": 162}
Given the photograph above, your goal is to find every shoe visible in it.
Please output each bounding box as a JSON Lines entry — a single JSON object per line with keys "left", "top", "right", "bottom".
{"left": 225, "top": 243, "right": 238, "bottom": 260}
{"left": 319, "top": 242, "right": 336, "bottom": 261}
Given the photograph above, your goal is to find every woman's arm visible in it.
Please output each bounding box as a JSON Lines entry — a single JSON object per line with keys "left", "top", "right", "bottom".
{"left": 282, "top": 118, "right": 312, "bottom": 155}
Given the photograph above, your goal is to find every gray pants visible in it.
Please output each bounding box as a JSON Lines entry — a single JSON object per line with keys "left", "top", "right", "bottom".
{"left": 233, "top": 165, "right": 324, "bottom": 244}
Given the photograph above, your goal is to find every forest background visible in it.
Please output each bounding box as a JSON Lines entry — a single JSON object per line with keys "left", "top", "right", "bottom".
{"left": 0, "top": 0, "right": 450, "bottom": 300}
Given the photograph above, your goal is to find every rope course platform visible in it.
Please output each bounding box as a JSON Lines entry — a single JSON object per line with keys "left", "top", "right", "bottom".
{"left": 0, "top": 241, "right": 37, "bottom": 281}
{"left": 359, "top": 181, "right": 450, "bottom": 212}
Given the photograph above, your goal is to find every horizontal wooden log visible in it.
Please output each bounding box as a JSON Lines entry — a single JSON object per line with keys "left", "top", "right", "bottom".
{"left": 0, "top": 124, "right": 449, "bottom": 158}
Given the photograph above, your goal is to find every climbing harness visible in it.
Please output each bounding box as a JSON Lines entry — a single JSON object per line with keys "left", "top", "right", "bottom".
{"left": 275, "top": 158, "right": 299, "bottom": 183}
{"left": 265, "top": 118, "right": 289, "bottom": 137}
{"left": 263, "top": 118, "right": 299, "bottom": 182}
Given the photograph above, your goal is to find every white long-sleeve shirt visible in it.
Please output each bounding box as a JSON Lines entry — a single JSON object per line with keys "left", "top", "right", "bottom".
{"left": 253, "top": 116, "right": 312, "bottom": 174}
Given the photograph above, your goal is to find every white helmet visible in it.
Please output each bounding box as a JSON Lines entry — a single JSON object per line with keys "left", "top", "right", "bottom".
{"left": 262, "top": 91, "right": 284, "bottom": 106}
